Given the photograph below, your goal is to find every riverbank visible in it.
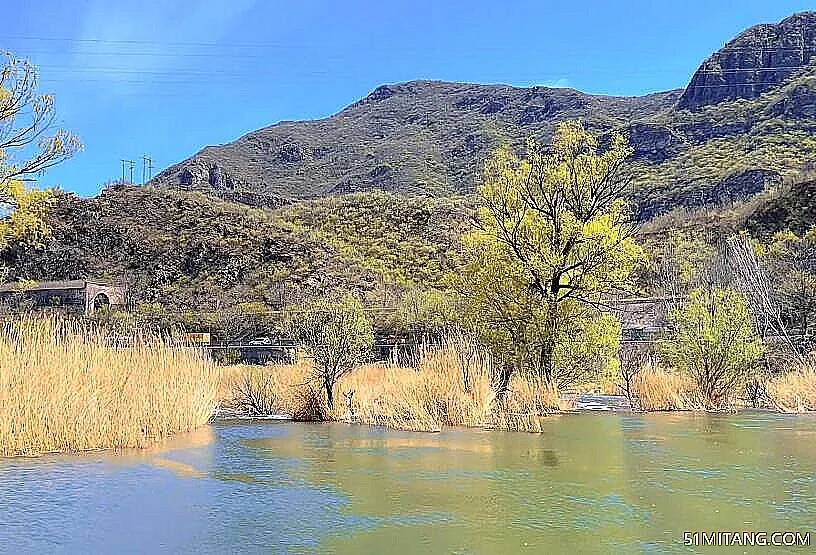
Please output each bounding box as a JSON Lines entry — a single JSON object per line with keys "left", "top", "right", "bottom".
{"left": 3, "top": 316, "right": 814, "bottom": 456}
{"left": 218, "top": 348, "right": 816, "bottom": 431}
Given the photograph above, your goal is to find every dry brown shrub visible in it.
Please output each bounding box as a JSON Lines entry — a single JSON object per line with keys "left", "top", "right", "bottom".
{"left": 221, "top": 360, "right": 327, "bottom": 420}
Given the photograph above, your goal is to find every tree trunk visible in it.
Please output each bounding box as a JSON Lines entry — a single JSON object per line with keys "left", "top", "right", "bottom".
{"left": 324, "top": 377, "right": 335, "bottom": 410}
{"left": 537, "top": 298, "right": 559, "bottom": 386}
{"left": 493, "top": 364, "right": 513, "bottom": 401}
{"left": 537, "top": 331, "right": 557, "bottom": 386}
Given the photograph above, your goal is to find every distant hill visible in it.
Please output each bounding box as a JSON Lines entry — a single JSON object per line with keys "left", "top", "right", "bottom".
{"left": 151, "top": 83, "right": 680, "bottom": 202}
{"left": 2, "top": 186, "right": 470, "bottom": 313}
{"left": 7, "top": 11, "right": 816, "bottom": 327}
{"left": 149, "top": 12, "right": 816, "bottom": 220}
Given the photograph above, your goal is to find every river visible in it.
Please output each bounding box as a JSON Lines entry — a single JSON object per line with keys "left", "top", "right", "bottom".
{"left": 1, "top": 413, "right": 814, "bottom": 553}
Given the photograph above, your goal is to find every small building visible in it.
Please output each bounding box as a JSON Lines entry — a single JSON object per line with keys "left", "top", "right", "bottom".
{"left": 0, "top": 280, "right": 127, "bottom": 315}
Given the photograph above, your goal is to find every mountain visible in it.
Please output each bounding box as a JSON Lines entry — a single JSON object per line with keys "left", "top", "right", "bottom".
{"left": 148, "top": 12, "right": 816, "bottom": 221}
{"left": 7, "top": 12, "right": 816, "bottom": 331}
{"left": 678, "top": 12, "right": 816, "bottom": 110}
{"left": 151, "top": 83, "right": 680, "bottom": 202}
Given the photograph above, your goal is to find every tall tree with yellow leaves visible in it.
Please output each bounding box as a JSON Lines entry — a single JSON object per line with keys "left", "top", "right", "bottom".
{"left": 458, "top": 121, "right": 644, "bottom": 391}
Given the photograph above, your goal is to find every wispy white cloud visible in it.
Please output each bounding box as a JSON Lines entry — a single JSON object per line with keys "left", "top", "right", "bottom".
{"left": 536, "top": 77, "right": 570, "bottom": 88}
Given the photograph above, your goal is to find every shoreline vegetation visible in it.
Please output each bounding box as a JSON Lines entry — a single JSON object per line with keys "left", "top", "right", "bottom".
{"left": 0, "top": 316, "right": 219, "bottom": 457}
{"left": 219, "top": 338, "right": 816, "bottom": 433}
{"left": 0, "top": 316, "right": 814, "bottom": 457}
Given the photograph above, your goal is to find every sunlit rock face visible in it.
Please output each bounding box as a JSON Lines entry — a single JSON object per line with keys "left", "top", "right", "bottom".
{"left": 678, "top": 12, "right": 816, "bottom": 111}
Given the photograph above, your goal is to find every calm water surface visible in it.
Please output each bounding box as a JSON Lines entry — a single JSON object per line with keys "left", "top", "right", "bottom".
{"left": 1, "top": 413, "right": 814, "bottom": 554}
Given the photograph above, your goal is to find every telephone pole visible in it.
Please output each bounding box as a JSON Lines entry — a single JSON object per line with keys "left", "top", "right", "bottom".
{"left": 120, "top": 159, "right": 135, "bottom": 184}
{"left": 139, "top": 155, "right": 155, "bottom": 185}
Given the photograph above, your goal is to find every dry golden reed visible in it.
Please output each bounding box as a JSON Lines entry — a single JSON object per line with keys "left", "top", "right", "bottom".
{"left": 0, "top": 316, "right": 220, "bottom": 456}
{"left": 767, "top": 364, "right": 816, "bottom": 413}
{"left": 224, "top": 341, "right": 564, "bottom": 432}
{"left": 631, "top": 363, "right": 697, "bottom": 411}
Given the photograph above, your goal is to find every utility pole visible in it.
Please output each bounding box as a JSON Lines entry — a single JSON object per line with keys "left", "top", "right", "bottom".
{"left": 121, "top": 159, "right": 135, "bottom": 184}
{"left": 139, "top": 155, "right": 154, "bottom": 185}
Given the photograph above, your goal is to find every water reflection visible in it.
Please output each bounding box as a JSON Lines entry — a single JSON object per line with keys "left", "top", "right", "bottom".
{"left": 0, "top": 414, "right": 814, "bottom": 554}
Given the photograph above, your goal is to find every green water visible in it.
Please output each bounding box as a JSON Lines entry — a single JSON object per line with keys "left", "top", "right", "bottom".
{"left": 1, "top": 413, "right": 814, "bottom": 553}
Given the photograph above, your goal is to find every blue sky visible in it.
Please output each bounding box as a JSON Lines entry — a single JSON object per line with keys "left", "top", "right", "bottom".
{"left": 6, "top": 0, "right": 814, "bottom": 196}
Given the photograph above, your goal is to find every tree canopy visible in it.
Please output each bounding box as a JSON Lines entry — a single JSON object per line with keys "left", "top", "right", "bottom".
{"left": 1, "top": 52, "right": 80, "bottom": 272}
{"left": 458, "top": 120, "right": 644, "bottom": 389}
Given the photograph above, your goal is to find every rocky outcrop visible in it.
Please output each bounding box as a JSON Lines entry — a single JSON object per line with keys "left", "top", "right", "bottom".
{"left": 678, "top": 12, "right": 816, "bottom": 110}
{"left": 627, "top": 123, "right": 680, "bottom": 162}
{"left": 637, "top": 169, "right": 782, "bottom": 220}
{"left": 770, "top": 82, "right": 816, "bottom": 118}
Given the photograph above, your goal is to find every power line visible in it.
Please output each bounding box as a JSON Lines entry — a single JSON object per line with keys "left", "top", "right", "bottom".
{"left": 7, "top": 34, "right": 306, "bottom": 49}
{"left": 9, "top": 34, "right": 816, "bottom": 53}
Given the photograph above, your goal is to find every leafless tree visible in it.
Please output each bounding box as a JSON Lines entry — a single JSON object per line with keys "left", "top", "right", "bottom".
{"left": 618, "top": 343, "right": 651, "bottom": 410}
{"left": 725, "top": 235, "right": 805, "bottom": 363}
{"left": 1, "top": 52, "right": 81, "bottom": 186}
{"left": 288, "top": 296, "right": 373, "bottom": 409}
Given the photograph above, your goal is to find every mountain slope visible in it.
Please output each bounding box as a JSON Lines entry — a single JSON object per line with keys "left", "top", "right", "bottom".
{"left": 148, "top": 12, "right": 816, "bottom": 221}
{"left": 151, "top": 82, "right": 679, "bottom": 201}
{"left": 2, "top": 186, "right": 470, "bottom": 312}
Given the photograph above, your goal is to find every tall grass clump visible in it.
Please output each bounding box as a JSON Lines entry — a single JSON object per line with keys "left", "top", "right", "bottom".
{"left": 340, "top": 338, "right": 563, "bottom": 432}
{"left": 225, "top": 337, "right": 564, "bottom": 432}
{"left": 632, "top": 363, "right": 697, "bottom": 411}
{"left": 766, "top": 363, "right": 816, "bottom": 412}
{"left": 0, "top": 316, "right": 220, "bottom": 456}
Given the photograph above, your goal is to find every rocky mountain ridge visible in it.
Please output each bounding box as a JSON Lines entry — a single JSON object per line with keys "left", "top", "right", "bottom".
{"left": 678, "top": 12, "right": 816, "bottom": 110}
{"left": 148, "top": 12, "right": 816, "bottom": 221}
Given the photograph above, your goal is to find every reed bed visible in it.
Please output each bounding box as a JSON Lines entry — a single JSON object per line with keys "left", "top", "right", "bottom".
{"left": 224, "top": 342, "right": 564, "bottom": 432}
{"left": 631, "top": 363, "right": 697, "bottom": 411}
{"left": 221, "top": 360, "right": 325, "bottom": 420}
{"left": 0, "top": 316, "right": 220, "bottom": 456}
{"left": 767, "top": 365, "right": 816, "bottom": 413}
